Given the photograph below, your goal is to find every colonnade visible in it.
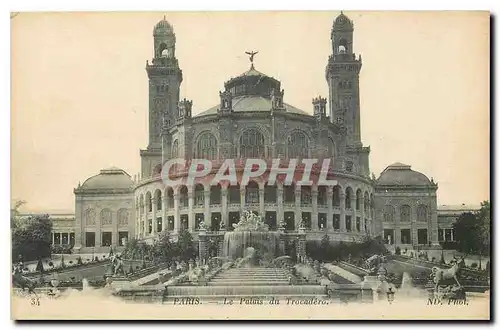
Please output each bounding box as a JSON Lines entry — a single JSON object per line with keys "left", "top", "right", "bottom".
{"left": 135, "top": 183, "right": 374, "bottom": 239}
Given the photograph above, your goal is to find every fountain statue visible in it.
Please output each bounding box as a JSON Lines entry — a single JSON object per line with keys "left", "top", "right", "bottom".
{"left": 223, "top": 211, "right": 282, "bottom": 260}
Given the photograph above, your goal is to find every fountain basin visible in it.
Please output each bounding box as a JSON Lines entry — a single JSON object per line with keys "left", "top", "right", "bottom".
{"left": 223, "top": 231, "right": 282, "bottom": 260}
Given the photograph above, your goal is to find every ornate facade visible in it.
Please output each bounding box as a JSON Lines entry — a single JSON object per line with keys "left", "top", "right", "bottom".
{"left": 72, "top": 13, "right": 454, "bottom": 252}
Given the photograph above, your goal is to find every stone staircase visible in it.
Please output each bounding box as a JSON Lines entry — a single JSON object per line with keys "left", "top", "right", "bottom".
{"left": 208, "top": 267, "right": 290, "bottom": 286}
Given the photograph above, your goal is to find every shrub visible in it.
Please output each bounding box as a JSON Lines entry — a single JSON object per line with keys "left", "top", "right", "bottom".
{"left": 395, "top": 246, "right": 401, "bottom": 255}
{"left": 94, "top": 256, "right": 99, "bottom": 262}
{"left": 76, "top": 256, "right": 83, "bottom": 265}
{"left": 48, "top": 261, "right": 54, "bottom": 267}
{"left": 471, "top": 262, "right": 478, "bottom": 269}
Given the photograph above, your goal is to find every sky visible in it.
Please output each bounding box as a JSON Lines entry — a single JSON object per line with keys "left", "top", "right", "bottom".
{"left": 11, "top": 11, "right": 490, "bottom": 212}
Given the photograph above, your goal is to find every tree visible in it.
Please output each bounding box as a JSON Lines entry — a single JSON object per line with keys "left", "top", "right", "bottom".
{"left": 476, "top": 201, "right": 490, "bottom": 256}
{"left": 176, "top": 229, "right": 195, "bottom": 261}
{"left": 152, "top": 231, "right": 176, "bottom": 262}
{"left": 10, "top": 200, "right": 26, "bottom": 229}
{"left": 123, "top": 238, "right": 139, "bottom": 259}
{"left": 453, "top": 212, "right": 482, "bottom": 255}
{"left": 318, "top": 234, "right": 330, "bottom": 261}
{"left": 12, "top": 213, "right": 52, "bottom": 262}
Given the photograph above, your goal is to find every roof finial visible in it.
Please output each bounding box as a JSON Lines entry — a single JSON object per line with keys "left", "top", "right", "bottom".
{"left": 340, "top": 10, "right": 344, "bottom": 15}
{"left": 163, "top": 15, "right": 166, "bottom": 20}
{"left": 245, "top": 50, "right": 258, "bottom": 70}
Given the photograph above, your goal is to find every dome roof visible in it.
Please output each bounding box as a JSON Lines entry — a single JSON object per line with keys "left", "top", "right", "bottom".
{"left": 333, "top": 12, "right": 353, "bottom": 31}
{"left": 377, "top": 163, "right": 433, "bottom": 187}
{"left": 154, "top": 17, "right": 174, "bottom": 35}
{"left": 224, "top": 65, "right": 281, "bottom": 96}
{"left": 196, "top": 95, "right": 309, "bottom": 116}
{"left": 195, "top": 64, "right": 310, "bottom": 117}
{"left": 80, "top": 167, "right": 134, "bottom": 191}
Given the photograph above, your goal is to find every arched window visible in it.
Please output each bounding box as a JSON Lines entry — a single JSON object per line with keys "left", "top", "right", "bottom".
{"left": 245, "top": 181, "right": 259, "bottom": 204}
{"left": 210, "top": 184, "right": 222, "bottom": 205}
{"left": 327, "top": 138, "right": 336, "bottom": 158}
{"left": 179, "top": 186, "right": 189, "bottom": 208}
{"left": 400, "top": 205, "right": 411, "bottom": 222}
{"left": 172, "top": 140, "right": 179, "bottom": 158}
{"left": 239, "top": 129, "right": 265, "bottom": 158}
{"left": 284, "top": 183, "right": 295, "bottom": 203}
{"left": 139, "top": 195, "right": 145, "bottom": 216}
{"left": 145, "top": 192, "right": 152, "bottom": 212}
{"left": 370, "top": 193, "right": 374, "bottom": 215}
{"left": 85, "top": 209, "right": 96, "bottom": 226}
{"left": 228, "top": 184, "right": 240, "bottom": 204}
{"left": 364, "top": 192, "right": 370, "bottom": 213}
{"left": 317, "top": 186, "right": 327, "bottom": 206}
{"left": 417, "top": 205, "right": 428, "bottom": 222}
{"left": 300, "top": 186, "right": 312, "bottom": 206}
{"left": 383, "top": 205, "right": 395, "bottom": 222}
{"left": 100, "top": 209, "right": 112, "bottom": 226}
{"left": 264, "top": 183, "right": 277, "bottom": 203}
{"left": 332, "top": 185, "right": 341, "bottom": 207}
{"left": 287, "top": 131, "right": 309, "bottom": 159}
{"left": 356, "top": 189, "right": 362, "bottom": 210}
{"left": 155, "top": 190, "right": 162, "bottom": 210}
{"left": 338, "top": 38, "right": 348, "bottom": 53}
{"left": 194, "top": 184, "right": 205, "bottom": 206}
{"left": 345, "top": 187, "right": 353, "bottom": 209}
{"left": 118, "top": 209, "right": 129, "bottom": 225}
{"left": 158, "top": 43, "right": 167, "bottom": 56}
{"left": 195, "top": 132, "right": 218, "bottom": 160}
{"left": 153, "top": 164, "right": 162, "bottom": 177}
{"left": 166, "top": 188, "right": 174, "bottom": 208}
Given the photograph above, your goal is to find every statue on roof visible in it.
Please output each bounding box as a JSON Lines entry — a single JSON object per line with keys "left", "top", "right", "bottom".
{"left": 245, "top": 50, "right": 258, "bottom": 63}
{"left": 245, "top": 50, "right": 258, "bottom": 69}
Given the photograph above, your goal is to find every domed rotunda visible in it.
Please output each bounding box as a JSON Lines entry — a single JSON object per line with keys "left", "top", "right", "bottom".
{"left": 73, "top": 13, "right": 440, "bottom": 253}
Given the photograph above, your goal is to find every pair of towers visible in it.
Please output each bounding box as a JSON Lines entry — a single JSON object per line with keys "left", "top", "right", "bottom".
{"left": 144, "top": 12, "right": 363, "bottom": 156}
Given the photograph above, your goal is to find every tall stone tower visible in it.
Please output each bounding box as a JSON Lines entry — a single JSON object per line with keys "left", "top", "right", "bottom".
{"left": 326, "top": 12, "right": 370, "bottom": 178}
{"left": 326, "top": 12, "right": 363, "bottom": 147}
{"left": 141, "top": 17, "right": 183, "bottom": 179}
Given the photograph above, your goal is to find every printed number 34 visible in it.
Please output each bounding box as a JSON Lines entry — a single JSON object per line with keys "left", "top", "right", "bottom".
{"left": 30, "top": 297, "right": 40, "bottom": 306}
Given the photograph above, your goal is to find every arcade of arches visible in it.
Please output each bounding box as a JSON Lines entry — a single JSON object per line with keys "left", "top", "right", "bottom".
{"left": 135, "top": 182, "right": 375, "bottom": 240}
